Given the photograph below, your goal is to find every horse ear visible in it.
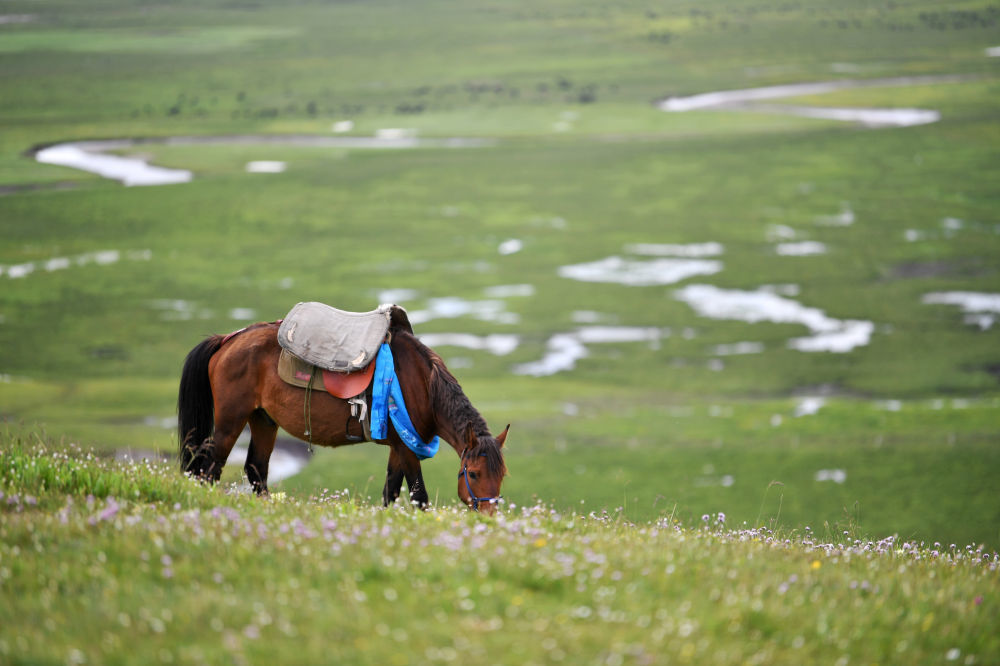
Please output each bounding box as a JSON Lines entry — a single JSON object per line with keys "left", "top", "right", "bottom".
{"left": 464, "top": 423, "right": 479, "bottom": 447}
{"left": 496, "top": 424, "right": 510, "bottom": 447}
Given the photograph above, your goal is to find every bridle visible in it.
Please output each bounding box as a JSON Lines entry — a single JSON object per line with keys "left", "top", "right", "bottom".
{"left": 459, "top": 452, "right": 502, "bottom": 511}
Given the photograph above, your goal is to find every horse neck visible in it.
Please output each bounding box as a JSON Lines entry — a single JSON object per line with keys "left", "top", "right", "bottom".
{"left": 396, "top": 333, "right": 489, "bottom": 452}
{"left": 431, "top": 371, "right": 490, "bottom": 454}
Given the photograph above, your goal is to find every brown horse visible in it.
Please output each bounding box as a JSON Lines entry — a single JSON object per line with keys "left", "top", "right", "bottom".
{"left": 177, "top": 321, "right": 508, "bottom": 513}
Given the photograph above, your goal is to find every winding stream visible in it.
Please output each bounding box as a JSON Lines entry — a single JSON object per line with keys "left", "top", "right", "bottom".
{"left": 26, "top": 74, "right": 966, "bottom": 186}
{"left": 658, "top": 74, "right": 965, "bottom": 127}
{"left": 31, "top": 134, "right": 493, "bottom": 187}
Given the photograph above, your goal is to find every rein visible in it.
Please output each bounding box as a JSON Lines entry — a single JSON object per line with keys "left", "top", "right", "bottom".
{"left": 458, "top": 452, "right": 501, "bottom": 511}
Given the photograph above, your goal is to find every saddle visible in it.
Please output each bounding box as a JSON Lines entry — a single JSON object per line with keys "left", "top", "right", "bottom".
{"left": 276, "top": 301, "right": 413, "bottom": 397}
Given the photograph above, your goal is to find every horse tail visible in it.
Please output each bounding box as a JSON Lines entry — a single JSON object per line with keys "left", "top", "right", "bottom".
{"left": 177, "top": 335, "right": 224, "bottom": 472}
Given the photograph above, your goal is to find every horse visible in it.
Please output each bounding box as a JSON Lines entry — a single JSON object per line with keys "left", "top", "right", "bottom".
{"left": 177, "top": 320, "right": 508, "bottom": 514}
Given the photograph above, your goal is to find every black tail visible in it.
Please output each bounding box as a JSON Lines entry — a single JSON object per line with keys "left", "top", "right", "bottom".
{"left": 178, "top": 335, "right": 224, "bottom": 472}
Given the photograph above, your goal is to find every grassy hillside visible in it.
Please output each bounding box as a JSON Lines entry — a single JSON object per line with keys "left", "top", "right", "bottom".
{"left": 2, "top": 436, "right": 998, "bottom": 665}
{"left": 1, "top": 0, "right": 999, "bottom": 553}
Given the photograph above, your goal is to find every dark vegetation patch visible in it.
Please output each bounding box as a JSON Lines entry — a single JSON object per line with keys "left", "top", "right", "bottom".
{"left": 885, "top": 260, "right": 989, "bottom": 281}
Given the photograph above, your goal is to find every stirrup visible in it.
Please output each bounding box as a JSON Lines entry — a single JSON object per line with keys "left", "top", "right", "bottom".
{"left": 344, "top": 394, "right": 370, "bottom": 443}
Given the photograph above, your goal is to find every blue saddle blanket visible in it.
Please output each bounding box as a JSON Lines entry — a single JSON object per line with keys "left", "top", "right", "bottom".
{"left": 370, "top": 343, "right": 440, "bottom": 460}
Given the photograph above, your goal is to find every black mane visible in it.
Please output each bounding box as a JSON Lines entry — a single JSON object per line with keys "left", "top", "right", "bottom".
{"left": 394, "top": 329, "right": 507, "bottom": 478}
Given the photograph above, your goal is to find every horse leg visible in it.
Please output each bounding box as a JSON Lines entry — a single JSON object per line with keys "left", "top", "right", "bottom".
{"left": 204, "top": 409, "right": 249, "bottom": 484}
{"left": 396, "top": 442, "right": 429, "bottom": 509}
{"left": 383, "top": 443, "right": 428, "bottom": 509}
{"left": 404, "top": 463, "right": 429, "bottom": 509}
{"left": 382, "top": 445, "right": 407, "bottom": 506}
{"left": 245, "top": 409, "right": 277, "bottom": 496}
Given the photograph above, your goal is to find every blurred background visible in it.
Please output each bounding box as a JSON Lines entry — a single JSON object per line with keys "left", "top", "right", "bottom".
{"left": 1, "top": 0, "right": 998, "bottom": 545}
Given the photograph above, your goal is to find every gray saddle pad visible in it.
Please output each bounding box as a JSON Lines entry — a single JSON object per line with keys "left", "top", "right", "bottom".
{"left": 278, "top": 302, "right": 402, "bottom": 372}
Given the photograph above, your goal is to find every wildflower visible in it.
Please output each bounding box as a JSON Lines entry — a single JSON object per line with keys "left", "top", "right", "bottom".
{"left": 811, "top": 560, "right": 821, "bottom": 570}
{"left": 98, "top": 498, "right": 120, "bottom": 522}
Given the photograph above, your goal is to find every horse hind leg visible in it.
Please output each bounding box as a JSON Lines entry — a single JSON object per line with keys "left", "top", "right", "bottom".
{"left": 245, "top": 409, "right": 278, "bottom": 496}
{"left": 201, "top": 408, "right": 250, "bottom": 484}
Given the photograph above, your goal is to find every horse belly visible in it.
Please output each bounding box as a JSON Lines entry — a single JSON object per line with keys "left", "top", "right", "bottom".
{"left": 260, "top": 386, "right": 364, "bottom": 448}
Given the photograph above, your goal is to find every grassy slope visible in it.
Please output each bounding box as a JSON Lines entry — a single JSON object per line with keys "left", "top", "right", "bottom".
{"left": 1, "top": 436, "right": 998, "bottom": 665}
{"left": 1, "top": 0, "right": 999, "bottom": 550}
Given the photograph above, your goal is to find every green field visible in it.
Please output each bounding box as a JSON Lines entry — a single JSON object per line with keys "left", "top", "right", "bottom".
{"left": 2, "top": 437, "right": 998, "bottom": 665}
{"left": 1, "top": 0, "right": 999, "bottom": 660}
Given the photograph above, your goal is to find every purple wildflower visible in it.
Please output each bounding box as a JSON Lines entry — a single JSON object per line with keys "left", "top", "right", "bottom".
{"left": 98, "top": 498, "right": 120, "bottom": 522}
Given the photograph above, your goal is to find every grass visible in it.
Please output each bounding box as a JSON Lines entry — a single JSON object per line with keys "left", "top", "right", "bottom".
{"left": 1, "top": 435, "right": 998, "bottom": 665}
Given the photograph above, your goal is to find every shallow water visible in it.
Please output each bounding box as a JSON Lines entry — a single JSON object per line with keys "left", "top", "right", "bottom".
{"left": 513, "top": 325, "right": 669, "bottom": 376}
{"left": 758, "top": 105, "right": 939, "bottom": 128}
{"left": 814, "top": 469, "right": 847, "bottom": 484}
{"left": 658, "top": 75, "right": 962, "bottom": 128}
{"left": 513, "top": 333, "right": 589, "bottom": 377}
{"left": 1, "top": 248, "right": 150, "bottom": 279}
{"left": 35, "top": 144, "right": 192, "bottom": 186}
{"left": 419, "top": 332, "right": 520, "bottom": 356}
{"left": 776, "top": 241, "right": 827, "bottom": 256}
{"left": 245, "top": 161, "right": 286, "bottom": 173}
{"left": 148, "top": 299, "right": 255, "bottom": 321}
{"left": 923, "top": 291, "right": 1000, "bottom": 330}
{"left": 34, "top": 135, "right": 491, "bottom": 186}
{"left": 674, "top": 284, "right": 874, "bottom": 353}
{"left": 623, "top": 242, "right": 724, "bottom": 257}
{"left": 497, "top": 239, "right": 523, "bottom": 255}
{"left": 226, "top": 437, "right": 312, "bottom": 483}
{"left": 815, "top": 203, "right": 856, "bottom": 226}
{"left": 407, "top": 297, "right": 519, "bottom": 325}
{"left": 558, "top": 256, "right": 723, "bottom": 286}
{"left": 795, "top": 396, "right": 827, "bottom": 417}
{"left": 483, "top": 284, "right": 535, "bottom": 298}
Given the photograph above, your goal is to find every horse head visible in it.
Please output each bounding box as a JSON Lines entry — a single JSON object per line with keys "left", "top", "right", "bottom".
{"left": 457, "top": 424, "right": 508, "bottom": 515}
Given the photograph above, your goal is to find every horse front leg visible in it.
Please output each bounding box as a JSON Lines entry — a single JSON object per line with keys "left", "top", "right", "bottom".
{"left": 382, "top": 446, "right": 406, "bottom": 506}
{"left": 404, "top": 463, "right": 429, "bottom": 509}
{"left": 382, "top": 442, "right": 428, "bottom": 509}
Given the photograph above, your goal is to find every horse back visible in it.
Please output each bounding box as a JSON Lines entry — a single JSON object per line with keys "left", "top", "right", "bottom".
{"left": 208, "top": 322, "right": 282, "bottom": 393}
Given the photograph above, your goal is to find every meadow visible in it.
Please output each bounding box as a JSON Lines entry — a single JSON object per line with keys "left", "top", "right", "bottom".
{"left": 1, "top": 0, "right": 999, "bottom": 660}
{"left": 2, "top": 436, "right": 998, "bottom": 665}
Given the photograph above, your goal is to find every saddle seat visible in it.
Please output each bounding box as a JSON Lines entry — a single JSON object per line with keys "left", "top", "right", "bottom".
{"left": 276, "top": 302, "right": 413, "bottom": 399}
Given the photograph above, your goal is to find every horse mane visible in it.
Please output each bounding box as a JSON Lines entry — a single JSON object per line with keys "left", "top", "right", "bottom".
{"left": 393, "top": 329, "right": 507, "bottom": 478}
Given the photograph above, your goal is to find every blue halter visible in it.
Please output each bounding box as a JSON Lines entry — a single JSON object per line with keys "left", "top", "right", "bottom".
{"left": 458, "top": 452, "right": 501, "bottom": 511}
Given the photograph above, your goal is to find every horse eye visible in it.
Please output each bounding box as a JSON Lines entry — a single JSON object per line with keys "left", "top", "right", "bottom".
{"left": 468, "top": 471, "right": 479, "bottom": 480}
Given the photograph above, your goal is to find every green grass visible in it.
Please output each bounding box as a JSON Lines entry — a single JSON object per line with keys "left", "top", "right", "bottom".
{"left": 1, "top": 436, "right": 998, "bottom": 665}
